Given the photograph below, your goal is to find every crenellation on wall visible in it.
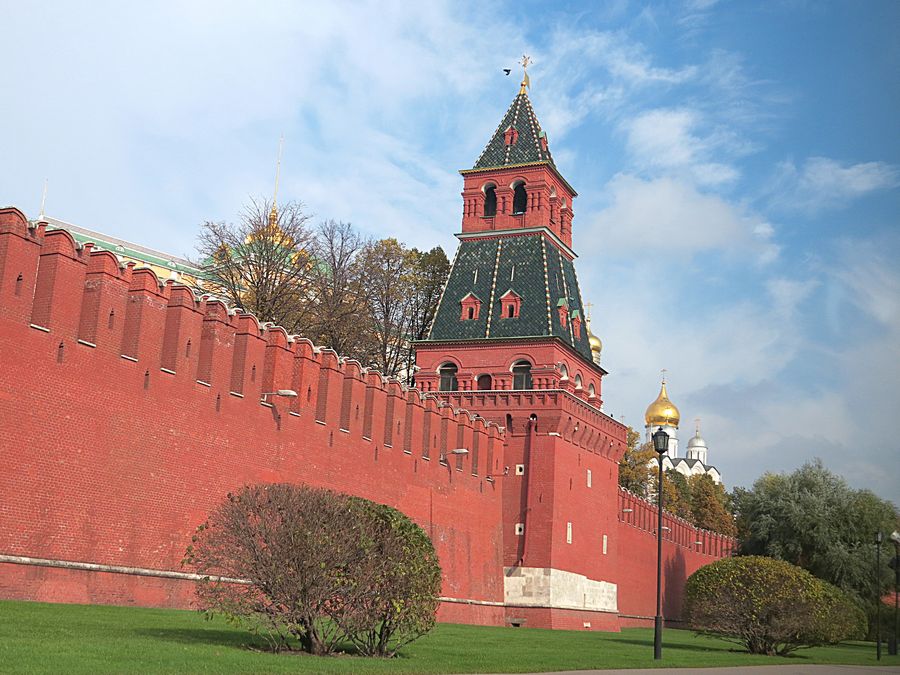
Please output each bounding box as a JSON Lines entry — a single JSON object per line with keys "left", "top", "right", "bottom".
{"left": 120, "top": 268, "right": 169, "bottom": 362}
{"left": 382, "top": 378, "right": 404, "bottom": 448}
{"left": 79, "top": 250, "right": 131, "bottom": 353}
{"left": 313, "top": 348, "right": 341, "bottom": 426}
{"left": 617, "top": 488, "right": 734, "bottom": 557}
{"left": 260, "top": 324, "right": 294, "bottom": 399}
{"left": 196, "top": 299, "right": 235, "bottom": 387}
{"left": 338, "top": 359, "right": 365, "bottom": 432}
{"left": 31, "top": 229, "right": 87, "bottom": 336}
{"left": 402, "top": 390, "right": 420, "bottom": 453}
{"left": 160, "top": 286, "right": 203, "bottom": 373}
{"left": 0, "top": 208, "right": 43, "bottom": 325}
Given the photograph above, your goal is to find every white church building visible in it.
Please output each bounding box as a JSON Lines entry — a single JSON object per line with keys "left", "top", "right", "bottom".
{"left": 643, "top": 378, "right": 722, "bottom": 484}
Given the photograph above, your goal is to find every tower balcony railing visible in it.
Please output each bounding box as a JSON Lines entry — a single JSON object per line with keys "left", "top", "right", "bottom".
{"left": 432, "top": 388, "right": 625, "bottom": 438}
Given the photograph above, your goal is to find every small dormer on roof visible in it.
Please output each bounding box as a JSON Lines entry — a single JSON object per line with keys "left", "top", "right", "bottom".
{"left": 499, "top": 289, "right": 522, "bottom": 319}
{"left": 459, "top": 292, "right": 482, "bottom": 321}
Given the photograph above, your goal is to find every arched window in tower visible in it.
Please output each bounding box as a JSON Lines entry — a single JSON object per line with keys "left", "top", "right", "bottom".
{"left": 574, "top": 374, "right": 583, "bottom": 390}
{"left": 512, "top": 360, "right": 532, "bottom": 390}
{"left": 476, "top": 374, "right": 492, "bottom": 390}
{"left": 512, "top": 182, "right": 527, "bottom": 214}
{"left": 559, "top": 363, "right": 568, "bottom": 381}
{"left": 483, "top": 184, "right": 497, "bottom": 217}
{"left": 438, "top": 363, "right": 459, "bottom": 392}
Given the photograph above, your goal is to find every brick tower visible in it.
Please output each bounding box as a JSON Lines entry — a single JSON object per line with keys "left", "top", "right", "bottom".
{"left": 415, "top": 68, "right": 629, "bottom": 630}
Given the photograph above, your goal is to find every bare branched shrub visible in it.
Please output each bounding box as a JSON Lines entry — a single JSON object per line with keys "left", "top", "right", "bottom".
{"left": 183, "top": 484, "right": 441, "bottom": 657}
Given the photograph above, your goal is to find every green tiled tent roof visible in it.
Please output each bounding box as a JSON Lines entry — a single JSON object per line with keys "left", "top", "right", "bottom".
{"left": 472, "top": 91, "right": 554, "bottom": 170}
{"left": 427, "top": 233, "right": 593, "bottom": 361}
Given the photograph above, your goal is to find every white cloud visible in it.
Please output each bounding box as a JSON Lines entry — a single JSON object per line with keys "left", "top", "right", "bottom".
{"left": 582, "top": 173, "right": 776, "bottom": 260}
{"left": 769, "top": 157, "right": 900, "bottom": 214}
{"left": 765, "top": 277, "right": 818, "bottom": 318}
{"left": 621, "top": 108, "right": 743, "bottom": 186}
{"left": 527, "top": 30, "right": 699, "bottom": 140}
{"left": 619, "top": 107, "right": 755, "bottom": 187}
{"left": 833, "top": 240, "right": 900, "bottom": 330}
{"left": 0, "top": 0, "right": 525, "bottom": 255}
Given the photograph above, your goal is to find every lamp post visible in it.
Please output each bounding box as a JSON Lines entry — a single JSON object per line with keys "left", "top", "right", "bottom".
{"left": 651, "top": 426, "right": 669, "bottom": 660}
{"left": 876, "top": 531, "right": 883, "bottom": 661}
{"left": 890, "top": 530, "right": 900, "bottom": 656}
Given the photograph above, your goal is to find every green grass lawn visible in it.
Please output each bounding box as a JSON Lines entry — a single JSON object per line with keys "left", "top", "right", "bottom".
{"left": 0, "top": 600, "right": 896, "bottom": 674}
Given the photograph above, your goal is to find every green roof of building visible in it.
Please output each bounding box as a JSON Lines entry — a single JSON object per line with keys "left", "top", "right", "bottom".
{"left": 426, "top": 233, "right": 594, "bottom": 362}
{"left": 471, "top": 90, "right": 554, "bottom": 170}
{"left": 43, "top": 217, "right": 200, "bottom": 276}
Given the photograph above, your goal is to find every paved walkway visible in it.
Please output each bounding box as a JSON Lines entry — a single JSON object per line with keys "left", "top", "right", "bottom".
{"left": 480, "top": 666, "right": 900, "bottom": 675}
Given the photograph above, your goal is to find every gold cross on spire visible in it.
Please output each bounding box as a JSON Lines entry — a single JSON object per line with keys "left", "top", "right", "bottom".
{"left": 585, "top": 301, "right": 594, "bottom": 322}
{"left": 519, "top": 54, "right": 532, "bottom": 94}
{"left": 661, "top": 368, "right": 667, "bottom": 384}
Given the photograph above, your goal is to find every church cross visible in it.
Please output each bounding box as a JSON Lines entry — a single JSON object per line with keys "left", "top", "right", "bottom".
{"left": 519, "top": 54, "right": 532, "bottom": 93}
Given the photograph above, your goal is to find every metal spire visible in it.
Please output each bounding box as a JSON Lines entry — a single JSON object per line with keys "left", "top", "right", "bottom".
{"left": 38, "top": 179, "right": 48, "bottom": 221}
{"left": 269, "top": 135, "right": 284, "bottom": 228}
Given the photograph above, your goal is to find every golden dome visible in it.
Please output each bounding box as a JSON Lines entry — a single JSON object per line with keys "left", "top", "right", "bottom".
{"left": 586, "top": 311, "right": 602, "bottom": 363}
{"left": 645, "top": 381, "right": 680, "bottom": 427}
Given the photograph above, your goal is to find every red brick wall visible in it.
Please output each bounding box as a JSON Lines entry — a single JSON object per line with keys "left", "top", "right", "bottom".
{"left": 616, "top": 488, "right": 735, "bottom": 626}
{"left": 0, "top": 208, "right": 504, "bottom": 618}
{"left": 0, "top": 207, "right": 734, "bottom": 629}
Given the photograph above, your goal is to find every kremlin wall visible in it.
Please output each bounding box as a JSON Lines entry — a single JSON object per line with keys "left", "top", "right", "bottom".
{"left": 0, "top": 79, "right": 734, "bottom": 631}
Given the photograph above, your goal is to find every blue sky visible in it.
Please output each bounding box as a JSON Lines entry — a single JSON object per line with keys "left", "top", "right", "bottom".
{"left": 2, "top": 1, "right": 898, "bottom": 500}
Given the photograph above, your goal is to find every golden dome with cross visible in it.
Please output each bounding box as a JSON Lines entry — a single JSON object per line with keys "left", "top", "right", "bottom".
{"left": 644, "top": 376, "right": 680, "bottom": 428}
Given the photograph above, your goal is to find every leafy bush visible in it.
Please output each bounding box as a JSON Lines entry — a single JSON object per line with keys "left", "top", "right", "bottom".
{"left": 182, "top": 484, "right": 441, "bottom": 657}
{"left": 685, "top": 556, "right": 866, "bottom": 656}
{"left": 334, "top": 499, "right": 441, "bottom": 656}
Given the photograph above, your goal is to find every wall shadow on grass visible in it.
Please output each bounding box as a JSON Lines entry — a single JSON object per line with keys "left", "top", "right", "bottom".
{"left": 609, "top": 637, "right": 738, "bottom": 653}
{"left": 134, "top": 628, "right": 416, "bottom": 660}
{"left": 136, "top": 627, "right": 274, "bottom": 651}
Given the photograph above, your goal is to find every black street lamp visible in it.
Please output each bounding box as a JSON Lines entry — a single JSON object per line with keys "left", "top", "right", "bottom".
{"left": 651, "top": 426, "right": 669, "bottom": 660}
{"left": 876, "top": 531, "right": 883, "bottom": 661}
{"left": 890, "top": 530, "right": 900, "bottom": 657}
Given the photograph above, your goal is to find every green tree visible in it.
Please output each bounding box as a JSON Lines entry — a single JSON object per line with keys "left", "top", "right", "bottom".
{"left": 618, "top": 428, "right": 655, "bottom": 494}
{"left": 685, "top": 556, "right": 866, "bottom": 656}
{"left": 733, "top": 459, "right": 897, "bottom": 631}
{"left": 663, "top": 469, "right": 693, "bottom": 520}
{"left": 690, "top": 474, "right": 736, "bottom": 537}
